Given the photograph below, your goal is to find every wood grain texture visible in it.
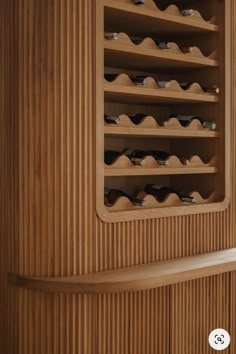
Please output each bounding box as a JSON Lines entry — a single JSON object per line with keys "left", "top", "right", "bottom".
{"left": 104, "top": 0, "right": 219, "bottom": 33}
{"left": 0, "top": 1, "right": 19, "bottom": 354}
{"left": 9, "top": 248, "right": 236, "bottom": 294}
{"left": 0, "top": 0, "right": 236, "bottom": 353}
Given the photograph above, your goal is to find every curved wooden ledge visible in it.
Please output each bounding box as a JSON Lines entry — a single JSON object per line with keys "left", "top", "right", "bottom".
{"left": 8, "top": 248, "right": 236, "bottom": 294}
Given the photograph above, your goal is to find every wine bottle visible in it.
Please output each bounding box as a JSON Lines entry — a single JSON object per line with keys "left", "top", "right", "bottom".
{"left": 123, "top": 148, "right": 146, "bottom": 166}
{"left": 132, "top": 76, "right": 170, "bottom": 88}
{"left": 131, "top": 37, "right": 172, "bottom": 49}
{"left": 180, "top": 9, "right": 194, "bottom": 16}
{"left": 132, "top": 0, "right": 145, "bottom": 4}
{"left": 157, "top": 80, "right": 171, "bottom": 88}
{"left": 104, "top": 114, "right": 120, "bottom": 125}
{"left": 150, "top": 150, "right": 170, "bottom": 166}
{"left": 154, "top": 80, "right": 188, "bottom": 89}
{"left": 123, "top": 149, "right": 170, "bottom": 166}
{"left": 127, "top": 113, "right": 166, "bottom": 127}
{"left": 127, "top": 113, "right": 147, "bottom": 125}
{"left": 144, "top": 184, "right": 196, "bottom": 203}
{"left": 203, "top": 86, "right": 220, "bottom": 94}
{"left": 104, "top": 32, "right": 119, "bottom": 40}
{"left": 178, "top": 81, "right": 220, "bottom": 94}
{"left": 105, "top": 187, "right": 145, "bottom": 206}
{"left": 151, "top": 150, "right": 190, "bottom": 165}
{"left": 105, "top": 150, "right": 145, "bottom": 166}
{"left": 131, "top": 76, "right": 149, "bottom": 85}
{"left": 104, "top": 150, "right": 121, "bottom": 165}
{"left": 104, "top": 73, "right": 120, "bottom": 82}
{"left": 171, "top": 115, "right": 216, "bottom": 130}
{"left": 155, "top": 40, "right": 172, "bottom": 49}
{"left": 181, "top": 46, "right": 194, "bottom": 53}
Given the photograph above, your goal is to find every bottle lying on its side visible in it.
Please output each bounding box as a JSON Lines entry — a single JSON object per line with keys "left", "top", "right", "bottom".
{"left": 105, "top": 149, "right": 190, "bottom": 167}
{"left": 104, "top": 150, "right": 145, "bottom": 166}
{"left": 104, "top": 114, "right": 121, "bottom": 125}
{"left": 104, "top": 113, "right": 167, "bottom": 127}
{"left": 122, "top": 149, "right": 170, "bottom": 166}
{"left": 178, "top": 81, "right": 220, "bottom": 94}
{"left": 165, "top": 115, "right": 216, "bottom": 130}
{"left": 126, "top": 113, "right": 149, "bottom": 125}
{"left": 105, "top": 187, "right": 145, "bottom": 206}
{"left": 132, "top": 0, "right": 145, "bottom": 4}
{"left": 104, "top": 32, "right": 119, "bottom": 40}
{"left": 123, "top": 149, "right": 190, "bottom": 166}
{"left": 131, "top": 37, "right": 172, "bottom": 49}
{"left": 104, "top": 73, "right": 120, "bottom": 82}
{"left": 104, "top": 150, "right": 121, "bottom": 165}
{"left": 180, "top": 8, "right": 194, "bottom": 16}
{"left": 104, "top": 74, "right": 188, "bottom": 89}
{"left": 127, "top": 113, "right": 166, "bottom": 126}
{"left": 144, "top": 184, "right": 196, "bottom": 203}
{"left": 104, "top": 32, "right": 172, "bottom": 49}
{"left": 132, "top": 76, "right": 171, "bottom": 88}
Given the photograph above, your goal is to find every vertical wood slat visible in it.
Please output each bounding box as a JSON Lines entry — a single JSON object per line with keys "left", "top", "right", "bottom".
{"left": 0, "top": 1, "right": 19, "bottom": 354}
{"left": 0, "top": 0, "right": 236, "bottom": 353}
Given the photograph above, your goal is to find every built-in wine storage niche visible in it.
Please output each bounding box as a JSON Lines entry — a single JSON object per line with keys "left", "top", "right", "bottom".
{"left": 96, "top": 0, "right": 231, "bottom": 222}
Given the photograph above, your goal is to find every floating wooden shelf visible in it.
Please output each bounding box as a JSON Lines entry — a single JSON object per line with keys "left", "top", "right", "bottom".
{"left": 104, "top": 0, "right": 218, "bottom": 35}
{"left": 105, "top": 33, "right": 218, "bottom": 71}
{"left": 9, "top": 248, "right": 236, "bottom": 294}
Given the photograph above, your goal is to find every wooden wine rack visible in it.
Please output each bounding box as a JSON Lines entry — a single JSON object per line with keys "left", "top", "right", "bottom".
{"left": 1, "top": 1, "right": 236, "bottom": 353}
{"left": 96, "top": 0, "right": 231, "bottom": 222}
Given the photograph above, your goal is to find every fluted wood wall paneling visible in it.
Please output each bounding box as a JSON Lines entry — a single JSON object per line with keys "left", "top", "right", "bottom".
{"left": 0, "top": 1, "right": 19, "bottom": 354}
{"left": 0, "top": 0, "right": 236, "bottom": 353}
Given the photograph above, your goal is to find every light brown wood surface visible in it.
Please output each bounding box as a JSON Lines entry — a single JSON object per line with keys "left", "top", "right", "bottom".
{"left": 0, "top": 0, "right": 236, "bottom": 354}
{"left": 104, "top": 83, "right": 219, "bottom": 103}
{"left": 104, "top": 34, "right": 218, "bottom": 70}
{"left": 104, "top": 0, "right": 219, "bottom": 33}
{"left": 104, "top": 126, "right": 219, "bottom": 138}
{"left": 99, "top": 0, "right": 230, "bottom": 221}
{"left": 104, "top": 166, "right": 217, "bottom": 176}
{"left": 9, "top": 248, "right": 236, "bottom": 294}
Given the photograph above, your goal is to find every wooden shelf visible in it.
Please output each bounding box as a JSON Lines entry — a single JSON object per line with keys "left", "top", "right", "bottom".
{"left": 9, "top": 248, "right": 236, "bottom": 294}
{"left": 104, "top": 84, "right": 219, "bottom": 104}
{"left": 104, "top": 39, "right": 218, "bottom": 71}
{"left": 104, "top": 0, "right": 219, "bottom": 35}
{"left": 104, "top": 166, "right": 217, "bottom": 176}
{"left": 106, "top": 192, "right": 217, "bottom": 211}
{"left": 104, "top": 126, "right": 219, "bottom": 138}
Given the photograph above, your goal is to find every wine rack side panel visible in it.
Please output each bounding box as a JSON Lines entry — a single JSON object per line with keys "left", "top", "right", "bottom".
{"left": 2, "top": 0, "right": 235, "bottom": 354}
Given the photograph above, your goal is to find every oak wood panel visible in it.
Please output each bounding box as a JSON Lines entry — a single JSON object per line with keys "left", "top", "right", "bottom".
{"left": 0, "top": 1, "right": 236, "bottom": 354}
{"left": 171, "top": 274, "right": 231, "bottom": 354}
{"left": 0, "top": 1, "right": 19, "bottom": 354}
